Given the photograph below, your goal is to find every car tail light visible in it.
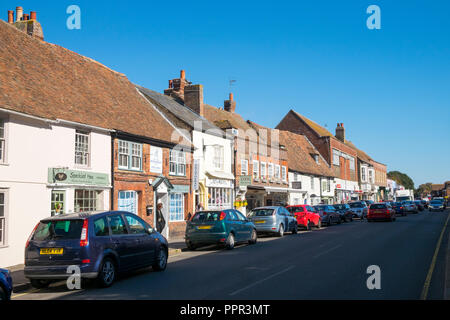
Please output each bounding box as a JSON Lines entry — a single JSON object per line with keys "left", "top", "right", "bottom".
{"left": 80, "top": 219, "right": 89, "bottom": 247}
{"left": 219, "top": 212, "right": 226, "bottom": 221}
{"left": 82, "top": 259, "right": 90, "bottom": 264}
{"left": 400, "top": 207, "right": 403, "bottom": 209}
{"left": 25, "top": 222, "right": 40, "bottom": 248}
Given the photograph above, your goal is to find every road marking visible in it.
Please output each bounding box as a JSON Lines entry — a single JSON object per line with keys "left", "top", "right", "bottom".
{"left": 229, "top": 265, "right": 295, "bottom": 296}
{"left": 11, "top": 288, "right": 40, "bottom": 299}
{"left": 420, "top": 212, "right": 450, "bottom": 300}
{"left": 312, "top": 244, "right": 342, "bottom": 259}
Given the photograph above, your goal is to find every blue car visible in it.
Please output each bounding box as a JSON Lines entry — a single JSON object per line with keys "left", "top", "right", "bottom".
{"left": 0, "top": 268, "right": 13, "bottom": 301}
{"left": 24, "top": 211, "right": 168, "bottom": 288}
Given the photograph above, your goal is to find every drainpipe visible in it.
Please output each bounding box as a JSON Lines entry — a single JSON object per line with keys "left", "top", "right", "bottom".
{"left": 110, "top": 133, "right": 115, "bottom": 211}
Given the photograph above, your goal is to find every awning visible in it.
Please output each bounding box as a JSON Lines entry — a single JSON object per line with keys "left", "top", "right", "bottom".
{"left": 206, "top": 171, "right": 235, "bottom": 180}
{"left": 151, "top": 176, "right": 174, "bottom": 191}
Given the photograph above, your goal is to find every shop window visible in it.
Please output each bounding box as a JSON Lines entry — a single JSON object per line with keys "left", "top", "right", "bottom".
{"left": 169, "top": 193, "right": 185, "bottom": 221}
{"left": 118, "top": 191, "right": 138, "bottom": 215}
{"left": 208, "top": 188, "right": 232, "bottom": 209}
{"left": 74, "top": 189, "right": 102, "bottom": 212}
{"left": 75, "top": 130, "right": 90, "bottom": 166}
{"left": 51, "top": 190, "right": 66, "bottom": 216}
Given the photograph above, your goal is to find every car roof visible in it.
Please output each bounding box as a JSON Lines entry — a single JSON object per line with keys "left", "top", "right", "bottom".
{"left": 40, "top": 210, "right": 130, "bottom": 221}
{"left": 252, "top": 206, "right": 281, "bottom": 210}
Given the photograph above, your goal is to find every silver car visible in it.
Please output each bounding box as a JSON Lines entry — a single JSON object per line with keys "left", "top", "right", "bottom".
{"left": 247, "top": 206, "right": 298, "bottom": 237}
{"left": 401, "top": 201, "right": 418, "bottom": 213}
{"left": 348, "top": 201, "right": 368, "bottom": 219}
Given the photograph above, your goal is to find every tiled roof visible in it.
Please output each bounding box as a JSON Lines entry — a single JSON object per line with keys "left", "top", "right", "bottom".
{"left": 279, "top": 130, "right": 333, "bottom": 177}
{"left": 431, "top": 184, "right": 444, "bottom": 191}
{"left": 0, "top": 20, "right": 190, "bottom": 147}
{"left": 291, "top": 110, "right": 334, "bottom": 138}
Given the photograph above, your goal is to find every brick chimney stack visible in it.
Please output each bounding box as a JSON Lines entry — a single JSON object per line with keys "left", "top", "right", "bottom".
{"left": 23, "top": 13, "right": 29, "bottom": 21}
{"left": 164, "top": 69, "right": 190, "bottom": 99}
{"left": 15, "top": 6, "right": 23, "bottom": 21}
{"left": 335, "top": 123, "right": 345, "bottom": 142}
{"left": 224, "top": 92, "right": 236, "bottom": 113}
{"left": 184, "top": 84, "right": 204, "bottom": 117}
{"left": 30, "top": 11, "right": 37, "bottom": 20}
{"left": 7, "top": 10, "right": 14, "bottom": 23}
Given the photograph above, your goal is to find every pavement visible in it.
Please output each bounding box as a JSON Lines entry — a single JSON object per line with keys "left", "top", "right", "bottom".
{"left": 10, "top": 209, "right": 450, "bottom": 300}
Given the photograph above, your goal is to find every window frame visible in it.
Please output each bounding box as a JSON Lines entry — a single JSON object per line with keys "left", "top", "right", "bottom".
{"left": 252, "top": 160, "right": 259, "bottom": 180}
{"left": 0, "top": 189, "right": 8, "bottom": 247}
{"left": 118, "top": 190, "right": 138, "bottom": 215}
{"left": 282, "top": 166, "right": 287, "bottom": 182}
{"left": 169, "top": 149, "right": 186, "bottom": 176}
{"left": 213, "top": 145, "right": 224, "bottom": 170}
{"left": 241, "top": 159, "right": 248, "bottom": 175}
{"left": 268, "top": 163, "right": 274, "bottom": 178}
{"left": 0, "top": 117, "right": 6, "bottom": 164}
{"left": 169, "top": 192, "right": 185, "bottom": 222}
{"left": 260, "top": 162, "right": 267, "bottom": 180}
{"left": 118, "top": 140, "right": 143, "bottom": 171}
{"left": 74, "top": 189, "right": 102, "bottom": 213}
{"left": 74, "top": 130, "right": 90, "bottom": 167}
{"left": 275, "top": 164, "right": 281, "bottom": 180}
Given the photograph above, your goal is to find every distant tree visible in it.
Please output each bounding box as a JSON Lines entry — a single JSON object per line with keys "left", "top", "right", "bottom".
{"left": 415, "top": 183, "right": 433, "bottom": 197}
{"left": 387, "top": 171, "right": 415, "bottom": 190}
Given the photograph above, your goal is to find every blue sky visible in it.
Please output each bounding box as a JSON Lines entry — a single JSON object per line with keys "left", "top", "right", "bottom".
{"left": 4, "top": 0, "right": 449, "bottom": 186}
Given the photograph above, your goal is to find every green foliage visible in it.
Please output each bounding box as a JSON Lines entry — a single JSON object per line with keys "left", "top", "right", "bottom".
{"left": 387, "top": 171, "right": 415, "bottom": 190}
{"left": 415, "top": 183, "right": 433, "bottom": 197}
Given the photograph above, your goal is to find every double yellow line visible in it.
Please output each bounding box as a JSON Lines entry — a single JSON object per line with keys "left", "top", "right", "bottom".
{"left": 420, "top": 211, "right": 450, "bottom": 300}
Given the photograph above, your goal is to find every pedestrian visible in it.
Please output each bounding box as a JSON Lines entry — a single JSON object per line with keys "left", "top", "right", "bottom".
{"left": 187, "top": 212, "right": 192, "bottom": 221}
{"left": 196, "top": 202, "right": 204, "bottom": 212}
{"left": 156, "top": 199, "right": 166, "bottom": 233}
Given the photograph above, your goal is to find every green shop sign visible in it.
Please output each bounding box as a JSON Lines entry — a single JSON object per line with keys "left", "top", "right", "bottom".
{"left": 239, "top": 175, "right": 252, "bottom": 187}
{"left": 48, "top": 168, "right": 110, "bottom": 187}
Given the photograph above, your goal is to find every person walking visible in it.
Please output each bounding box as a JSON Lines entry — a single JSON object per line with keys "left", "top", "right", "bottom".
{"left": 196, "top": 202, "right": 204, "bottom": 212}
{"left": 156, "top": 199, "right": 166, "bottom": 234}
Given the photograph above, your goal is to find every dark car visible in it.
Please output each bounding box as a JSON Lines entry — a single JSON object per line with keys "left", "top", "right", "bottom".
{"left": 313, "top": 205, "right": 341, "bottom": 226}
{"left": 413, "top": 200, "right": 424, "bottom": 211}
{"left": 24, "top": 211, "right": 168, "bottom": 288}
{"left": 248, "top": 206, "right": 298, "bottom": 237}
{"left": 0, "top": 268, "right": 13, "bottom": 301}
{"left": 185, "top": 209, "right": 257, "bottom": 250}
{"left": 333, "top": 204, "right": 353, "bottom": 222}
{"left": 391, "top": 202, "right": 406, "bottom": 216}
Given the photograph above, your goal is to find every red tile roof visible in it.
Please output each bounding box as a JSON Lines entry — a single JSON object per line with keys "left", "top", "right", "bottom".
{"left": 0, "top": 20, "right": 190, "bottom": 147}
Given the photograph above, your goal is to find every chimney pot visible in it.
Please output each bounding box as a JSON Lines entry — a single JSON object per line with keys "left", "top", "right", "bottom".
{"left": 168, "top": 80, "right": 173, "bottom": 88}
{"left": 16, "top": 6, "right": 23, "bottom": 21}
{"left": 30, "top": 11, "right": 36, "bottom": 20}
{"left": 8, "top": 10, "right": 14, "bottom": 23}
{"left": 335, "top": 122, "right": 345, "bottom": 142}
{"left": 180, "top": 70, "right": 186, "bottom": 80}
{"left": 229, "top": 92, "right": 233, "bottom": 101}
{"left": 23, "top": 14, "right": 29, "bottom": 21}
{"left": 224, "top": 93, "right": 236, "bottom": 113}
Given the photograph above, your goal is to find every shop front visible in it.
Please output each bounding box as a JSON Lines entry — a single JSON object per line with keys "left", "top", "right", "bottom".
{"left": 48, "top": 168, "right": 111, "bottom": 215}
{"left": 335, "top": 180, "right": 360, "bottom": 203}
{"left": 205, "top": 173, "right": 234, "bottom": 211}
{"left": 264, "top": 186, "right": 288, "bottom": 206}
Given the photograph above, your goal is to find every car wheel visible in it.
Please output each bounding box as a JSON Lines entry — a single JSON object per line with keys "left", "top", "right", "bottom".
{"left": 226, "top": 233, "right": 235, "bottom": 250}
{"left": 316, "top": 220, "right": 322, "bottom": 229}
{"left": 30, "top": 279, "right": 51, "bottom": 289}
{"left": 249, "top": 229, "right": 257, "bottom": 244}
{"left": 292, "top": 223, "right": 298, "bottom": 234}
{"left": 153, "top": 246, "right": 168, "bottom": 271}
{"left": 0, "top": 286, "right": 7, "bottom": 301}
{"left": 97, "top": 257, "right": 116, "bottom": 288}
{"left": 278, "top": 224, "right": 284, "bottom": 237}
{"left": 186, "top": 241, "right": 197, "bottom": 251}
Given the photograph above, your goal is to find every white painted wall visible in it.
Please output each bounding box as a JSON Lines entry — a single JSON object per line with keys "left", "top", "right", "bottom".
{"left": 0, "top": 113, "right": 111, "bottom": 267}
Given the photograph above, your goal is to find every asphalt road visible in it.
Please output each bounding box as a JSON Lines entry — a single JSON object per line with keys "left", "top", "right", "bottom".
{"left": 13, "top": 209, "right": 450, "bottom": 300}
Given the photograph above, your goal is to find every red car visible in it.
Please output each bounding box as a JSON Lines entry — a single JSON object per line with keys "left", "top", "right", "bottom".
{"left": 286, "top": 205, "right": 322, "bottom": 230}
{"left": 367, "top": 203, "right": 396, "bottom": 222}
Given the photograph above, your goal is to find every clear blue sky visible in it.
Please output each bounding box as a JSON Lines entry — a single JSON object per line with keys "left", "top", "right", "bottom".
{"left": 4, "top": 0, "right": 449, "bottom": 187}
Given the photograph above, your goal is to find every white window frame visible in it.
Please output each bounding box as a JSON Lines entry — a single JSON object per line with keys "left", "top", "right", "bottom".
{"left": 282, "top": 166, "right": 287, "bottom": 182}
{"left": 118, "top": 140, "right": 143, "bottom": 171}
{"left": 0, "top": 117, "right": 7, "bottom": 164}
{"left": 252, "top": 160, "right": 259, "bottom": 180}
{"left": 332, "top": 149, "right": 340, "bottom": 166}
{"left": 361, "top": 167, "right": 367, "bottom": 182}
{"left": 0, "top": 189, "right": 8, "bottom": 247}
{"left": 118, "top": 190, "right": 138, "bottom": 215}
{"left": 75, "top": 130, "right": 90, "bottom": 167}
{"left": 241, "top": 159, "right": 248, "bottom": 175}
{"left": 213, "top": 145, "right": 224, "bottom": 170}
{"left": 311, "top": 176, "right": 314, "bottom": 189}
{"left": 260, "top": 162, "right": 267, "bottom": 180}
{"left": 268, "top": 163, "right": 274, "bottom": 178}
{"left": 170, "top": 150, "right": 186, "bottom": 176}
{"left": 169, "top": 193, "right": 184, "bottom": 221}
{"left": 74, "top": 189, "right": 103, "bottom": 212}
{"left": 349, "top": 157, "right": 355, "bottom": 171}
{"left": 275, "top": 164, "right": 281, "bottom": 179}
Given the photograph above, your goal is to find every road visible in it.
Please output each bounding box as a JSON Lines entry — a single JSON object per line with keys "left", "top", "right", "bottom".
{"left": 13, "top": 209, "right": 449, "bottom": 300}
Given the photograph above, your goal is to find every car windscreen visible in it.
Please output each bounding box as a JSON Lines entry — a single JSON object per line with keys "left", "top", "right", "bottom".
{"left": 287, "top": 207, "right": 304, "bottom": 213}
{"left": 393, "top": 202, "right": 402, "bottom": 206}
{"left": 370, "top": 204, "right": 387, "bottom": 209}
{"left": 430, "top": 201, "right": 442, "bottom": 205}
{"left": 349, "top": 203, "right": 363, "bottom": 208}
{"left": 249, "top": 209, "right": 275, "bottom": 217}
{"left": 32, "top": 220, "right": 84, "bottom": 241}
{"left": 191, "top": 211, "right": 222, "bottom": 222}
{"left": 333, "top": 205, "right": 347, "bottom": 210}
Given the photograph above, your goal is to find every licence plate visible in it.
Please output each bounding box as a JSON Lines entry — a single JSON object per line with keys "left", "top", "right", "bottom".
{"left": 40, "top": 248, "right": 64, "bottom": 255}
{"left": 198, "top": 226, "right": 213, "bottom": 230}
{"left": 255, "top": 220, "right": 265, "bottom": 224}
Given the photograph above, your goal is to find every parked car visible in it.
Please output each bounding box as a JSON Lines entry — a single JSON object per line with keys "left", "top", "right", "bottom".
{"left": 367, "top": 203, "right": 396, "bottom": 222}
{"left": 421, "top": 199, "right": 429, "bottom": 209}
{"left": 332, "top": 204, "right": 354, "bottom": 222}
{"left": 429, "top": 200, "right": 445, "bottom": 212}
{"left": 363, "top": 200, "right": 375, "bottom": 207}
{"left": 248, "top": 206, "right": 298, "bottom": 237}
{"left": 348, "top": 201, "right": 369, "bottom": 219}
{"left": 0, "top": 268, "right": 13, "bottom": 301}
{"left": 286, "top": 205, "right": 321, "bottom": 230}
{"left": 391, "top": 202, "right": 406, "bottom": 216}
{"left": 413, "top": 200, "right": 424, "bottom": 211}
{"left": 401, "top": 201, "right": 419, "bottom": 213}
{"left": 24, "top": 211, "right": 168, "bottom": 289}
{"left": 185, "top": 209, "right": 257, "bottom": 250}
{"left": 313, "top": 205, "right": 341, "bottom": 226}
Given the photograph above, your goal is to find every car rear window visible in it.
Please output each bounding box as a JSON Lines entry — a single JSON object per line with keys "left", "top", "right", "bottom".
{"left": 430, "top": 201, "right": 441, "bottom": 205}
{"left": 33, "top": 220, "right": 84, "bottom": 241}
{"left": 370, "top": 204, "right": 387, "bottom": 209}
{"left": 249, "top": 209, "right": 275, "bottom": 217}
{"left": 349, "top": 203, "right": 363, "bottom": 208}
{"left": 192, "top": 211, "right": 223, "bottom": 222}
{"left": 287, "top": 206, "right": 304, "bottom": 213}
